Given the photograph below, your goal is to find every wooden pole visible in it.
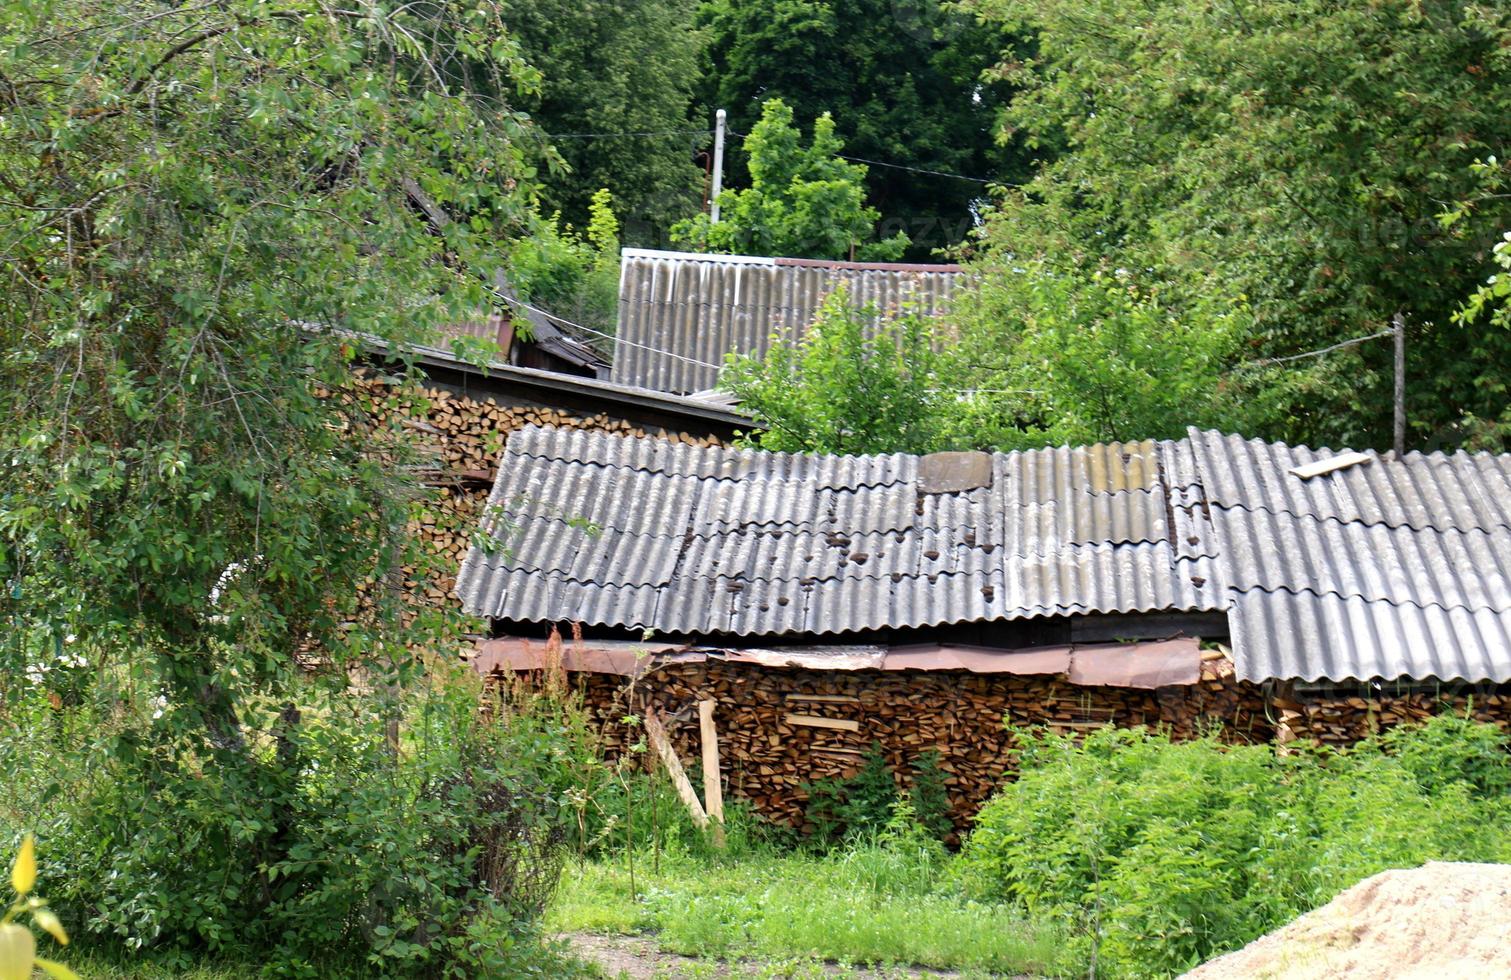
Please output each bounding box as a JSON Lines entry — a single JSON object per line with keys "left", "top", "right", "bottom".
{"left": 642, "top": 705, "right": 709, "bottom": 830}
{"left": 1393, "top": 311, "right": 1406, "bottom": 457}
{"left": 698, "top": 699, "right": 726, "bottom": 848}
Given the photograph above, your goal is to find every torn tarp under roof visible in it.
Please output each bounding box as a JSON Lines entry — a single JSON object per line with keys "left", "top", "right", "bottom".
{"left": 472, "top": 636, "right": 1202, "bottom": 689}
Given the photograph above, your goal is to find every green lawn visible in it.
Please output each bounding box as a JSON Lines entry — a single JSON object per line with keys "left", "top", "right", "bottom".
{"left": 547, "top": 841, "right": 1065, "bottom": 976}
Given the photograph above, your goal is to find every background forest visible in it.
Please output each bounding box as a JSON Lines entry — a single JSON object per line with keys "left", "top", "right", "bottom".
{"left": 504, "top": 0, "right": 1511, "bottom": 456}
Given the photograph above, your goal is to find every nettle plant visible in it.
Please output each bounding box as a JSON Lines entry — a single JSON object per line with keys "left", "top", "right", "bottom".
{"left": 1, "top": 836, "right": 74, "bottom": 980}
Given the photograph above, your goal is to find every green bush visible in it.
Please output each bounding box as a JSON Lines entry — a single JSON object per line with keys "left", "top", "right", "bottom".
{"left": 1, "top": 672, "right": 583, "bottom": 977}
{"left": 952, "top": 716, "right": 1511, "bottom": 978}
{"left": 507, "top": 189, "right": 620, "bottom": 340}
{"left": 802, "top": 742, "right": 898, "bottom": 846}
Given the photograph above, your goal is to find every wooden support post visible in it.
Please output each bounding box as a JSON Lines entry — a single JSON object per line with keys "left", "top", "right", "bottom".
{"left": 642, "top": 705, "right": 708, "bottom": 830}
{"left": 698, "top": 699, "right": 726, "bottom": 848}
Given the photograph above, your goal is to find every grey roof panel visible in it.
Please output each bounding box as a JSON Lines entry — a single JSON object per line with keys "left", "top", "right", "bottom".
{"left": 614, "top": 249, "right": 964, "bottom": 393}
{"left": 458, "top": 426, "right": 1213, "bottom": 636}
{"left": 1228, "top": 590, "right": 1511, "bottom": 683}
{"left": 1188, "top": 429, "right": 1511, "bottom": 533}
{"left": 1207, "top": 508, "right": 1511, "bottom": 614}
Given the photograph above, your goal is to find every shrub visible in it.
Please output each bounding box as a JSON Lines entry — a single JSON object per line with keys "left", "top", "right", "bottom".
{"left": 802, "top": 743, "right": 898, "bottom": 846}
{"left": 953, "top": 716, "right": 1511, "bottom": 978}
{"left": 1, "top": 670, "right": 580, "bottom": 977}
{"left": 507, "top": 189, "right": 620, "bottom": 340}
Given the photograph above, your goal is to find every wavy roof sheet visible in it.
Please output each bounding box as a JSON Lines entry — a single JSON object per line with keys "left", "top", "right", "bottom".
{"left": 457, "top": 427, "right": 1221, "bottom": 638}
{"left": 1185, "top": 430, "right": 1511, "bottom": 682}
{"left": 613, "top": 248, "right": 964, "bottom": 394}
{"left": 456, "top": 426, "right": 1511, "bottom": 684}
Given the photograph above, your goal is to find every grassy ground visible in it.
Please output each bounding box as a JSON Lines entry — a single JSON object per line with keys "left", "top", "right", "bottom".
{"left": 547, "top": 839, "right": 1064, "bottom": 977}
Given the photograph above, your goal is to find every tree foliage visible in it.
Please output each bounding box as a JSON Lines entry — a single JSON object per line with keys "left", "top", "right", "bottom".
{"left": 675, "top": 99, "right": 909, "bottom": 261}
{"left": 949, "top": 262, "right": 1251, "bottom": 449}
{"left": 508, "top": 188, "right": 622, "bottom": 336}
{"left": 0, "top": 0, "right": 539, "bottom": 737}
{"left": 698, "top": 0, "right": 1030, "bottom": 257}
{"left": 721, "top": 286, "right": 948, "bottom": 454}
{"left": 967, "top": 0, "right": 1511, "bottom": 450}
{"left": 500, "top": 0, "right": 703, "bottom": 244}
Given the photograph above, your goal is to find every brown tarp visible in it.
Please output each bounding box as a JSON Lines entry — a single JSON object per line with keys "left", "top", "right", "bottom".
{"left": 1067, "top": 638, "right": 1201, "bottom": 689}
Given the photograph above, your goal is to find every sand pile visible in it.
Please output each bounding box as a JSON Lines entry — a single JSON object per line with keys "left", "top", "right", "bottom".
{"left": 1183, "top": 862, "right": 1511, "bottom": 980}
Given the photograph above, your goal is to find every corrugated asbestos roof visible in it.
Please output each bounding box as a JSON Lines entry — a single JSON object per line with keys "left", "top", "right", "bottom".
{"left": 1184, "top": 430, "right": 1511, "bottom": 683}
{"left": 456, "top": 426, "right": 1511, "bottom": 684}
{"left": 457, "top": 426, "right": 1223, "bottom": 638}
{"left": 613, "top": 248, "right": 964, "bottom": 394}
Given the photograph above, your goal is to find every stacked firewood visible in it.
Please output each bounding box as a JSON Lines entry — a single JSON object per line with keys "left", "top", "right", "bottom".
{"left": 566, "top": 651, "right": 1271, "bottom": 830}
{"left": 1273, "top": 687, "right": 1511, "bottom": 747}
{"left": 333, "top": 370, "right": 726, "bottom": 609}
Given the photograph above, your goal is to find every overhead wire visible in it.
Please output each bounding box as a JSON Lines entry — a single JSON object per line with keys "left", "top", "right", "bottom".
{"left": 724, "top": 128, "right": 994, "bottom": 185}
{"left": 1240, "top": 329, "right": 1394, "bottom": 369}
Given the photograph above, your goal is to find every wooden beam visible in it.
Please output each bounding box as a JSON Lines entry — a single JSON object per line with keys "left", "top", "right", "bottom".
{"left": 1288, "top": 451, "right": 1372, "bottom": 480}
{"left": 785, "top": 694, "right": 861, "bottom": 704}
{"left": 642, "top": 705, "right": 708, "bottom": 830}
{"left": 698, "top": 700, "right": 726, "bottom": 848}
{"left": 784, "top": 713, "right": 860, "bottom": 732}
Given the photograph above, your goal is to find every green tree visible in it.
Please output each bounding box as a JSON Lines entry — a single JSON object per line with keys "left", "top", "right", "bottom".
{"left": 948, "top": 262, "right": 1251, "bottom": 449}
{"left": 509, "top": 188, "right": 622, "bottom": 337}
{"left": 968, "top": 0, "right": 1511, "bottom": 450}
{"left": 675, "top": 99, "right": 909, "bottom": 260}
{"left": 721, "top": 286, "right": 950, "bottom": 453}
{"left": 501, "top": 0, "right": 704, "bottom": 243}
{"left": 1450, "top": 225, "right": 1511, "bottom": 449}
{"left": 0, "top": 0, "right": 531, "bottom": 788}
{"left": 0, "top": 0, "right": 570, "bottom": 967}
{"left": 698, "top": 0, "right": 1030, "bottom": 258}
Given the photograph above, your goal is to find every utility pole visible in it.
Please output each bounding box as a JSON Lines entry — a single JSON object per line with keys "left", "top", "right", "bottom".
{"left": 1393, "top": 311, "right": 1406, "bottom": 458}
{"left": 710, "top": 108, "right": 726, "bottom": 225}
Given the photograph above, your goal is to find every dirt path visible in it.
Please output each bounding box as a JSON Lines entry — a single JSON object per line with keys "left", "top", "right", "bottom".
{"left": 561, "top": 931, "right": 969, "bottom": 979}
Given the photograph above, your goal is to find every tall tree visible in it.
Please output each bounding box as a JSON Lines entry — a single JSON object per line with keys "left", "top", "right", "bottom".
{"left": 501, "top": 0, "right": 704, "bottom": 244}
{"left": 674, "top": 98, "right": 909, "bottom": 260}
{"left": 698, "top": 0, "right": 1029, "bottom": 258}
{"left": 0, "top": 0, "right": 536, "bottom": 743}
{"left": 968, "top": 0, "right": 1511, "bottom": 450}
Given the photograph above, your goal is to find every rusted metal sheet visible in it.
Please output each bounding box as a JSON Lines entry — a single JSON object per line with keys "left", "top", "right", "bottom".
{"left": 613, "top": 248, "right": 964, "bottom": 394}
{"left": 1067, "top": 638, "right": 1201, "bottom": 689}
{"left": 723, "top": 646, "right": 888, "bottom": 671}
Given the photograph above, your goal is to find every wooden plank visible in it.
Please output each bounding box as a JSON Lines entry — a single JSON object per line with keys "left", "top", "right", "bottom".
{"left": 1288, "top": 451, "right": 1371, "bottom": 480}
{"left": 784, "top": 713, "right": 860, "bottom": 732}
{"left": 642, "top": 705, "right": 708, "bottom": 830}
{"left": 785, "top": 694, "right": 861, "bottom": 703}
{"left": 698, "top": 700, "right": 726, "bottom": 848}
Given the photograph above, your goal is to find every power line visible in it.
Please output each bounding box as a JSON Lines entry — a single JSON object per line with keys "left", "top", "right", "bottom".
{"left": 1243, "top": 329, "right": 1394, "bottom": 368}
{"left": 544, "top": 128, "right": 713, "bottom": 140}
{"left": 835, "top": 154, "right": 992, "bottom": 185}
{"left": 726, "top": 129, "right": 993, "bottom": 185}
